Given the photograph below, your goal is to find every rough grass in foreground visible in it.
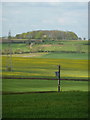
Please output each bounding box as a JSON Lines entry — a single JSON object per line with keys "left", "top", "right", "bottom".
{"left": 2, "top": 91, "right": 88, "bottom": 118}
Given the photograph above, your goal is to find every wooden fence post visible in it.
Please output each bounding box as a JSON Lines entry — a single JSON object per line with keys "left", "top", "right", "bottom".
{"left": 58, "top": 65, "right": 60, "bottom": 92}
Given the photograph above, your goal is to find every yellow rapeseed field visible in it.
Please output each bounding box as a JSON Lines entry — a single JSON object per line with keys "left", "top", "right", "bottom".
{"left": 2, "top": 56, "right": 88, "bottom": 79}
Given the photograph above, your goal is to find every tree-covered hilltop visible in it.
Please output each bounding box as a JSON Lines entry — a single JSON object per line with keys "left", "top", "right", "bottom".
{"left": 15, "top": 30, "right": 78, "bottom": 40}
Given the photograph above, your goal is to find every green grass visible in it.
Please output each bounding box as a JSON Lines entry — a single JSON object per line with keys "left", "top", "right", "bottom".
{"left": 30, "top": 41, "right": 88, "bottom": 53}
{"left": 2, "top": 79, "right": 88, "bottom": 92}
{"left": 2, "top": 91, "right": 88, "bottom": 118}
{"left": 1, "top": 42, "right": 89, "bottom": 118}
{"left": 5, "top": 52, "right": 88, "bottom": 60}
{"left": 2, "top": 43, "right": 30, "bottom": 53}
{"left": 40, "top": 39, "right": 88, "bottom": 45}
{"left": 1, "top": 40, "right": 88, "bottom": 54}
{"left": 39, "top": 52, "right": 88, "bottom": 59}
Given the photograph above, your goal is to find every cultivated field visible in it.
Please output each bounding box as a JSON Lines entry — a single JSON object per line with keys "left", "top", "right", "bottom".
{"left": 2, "top": 55, "right": 88, "bottom": 79}
{"left": 3, "top": 92, "right": 88, "bottom": 118}
{"left": 2, "top": 40, "right": 89, "bottom": 118}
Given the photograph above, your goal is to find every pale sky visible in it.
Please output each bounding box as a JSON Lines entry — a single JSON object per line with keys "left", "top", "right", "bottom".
{"left": 1, "top": 0, "right": 89, "bottom": 2}
{"left": 0, "top": 1, "right": 88, "bottom": 39}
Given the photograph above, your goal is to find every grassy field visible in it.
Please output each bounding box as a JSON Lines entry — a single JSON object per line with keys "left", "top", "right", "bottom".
{"left": 3, "top": 79, "right": 88, "bottom": 93}
{"left": 3, "top": 52, "right": 88, "bottom": 59}
{"left": 1, "top": 43, "right": 30, "bottom": 54}
{"left": 2, "top": 40, "right": 89, "bottom": 118}
{"left": 1, "top": 40, "right": 88, "bottom": 54}
{"left": 2, "top": 92, "right": 88, "bottom": 118}
{"left": 33, "top": 42, "right": 88, "bottom": 53}
{"left": 39, "top": 52, "right": 88, "bottom": 59}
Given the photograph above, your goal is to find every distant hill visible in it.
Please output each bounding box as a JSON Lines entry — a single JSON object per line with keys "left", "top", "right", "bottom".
{"left": 15, "top": 30, "right": 78, "bottom": 40}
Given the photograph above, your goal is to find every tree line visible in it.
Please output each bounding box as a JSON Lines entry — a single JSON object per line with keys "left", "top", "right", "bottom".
{"left": 15, "top": 30, "right": 78, "bottom": 40}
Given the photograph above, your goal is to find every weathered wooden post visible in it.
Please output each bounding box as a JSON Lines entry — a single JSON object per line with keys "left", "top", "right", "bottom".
{"left": 55, "top": 65, "right": 61, "bottom": 92}
{"left": 58, "top": 65, "right": 60, "bottom": 92}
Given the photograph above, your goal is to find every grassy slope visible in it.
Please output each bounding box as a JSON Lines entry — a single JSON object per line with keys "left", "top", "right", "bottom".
{"left": 2, "top": 43, "right": 30, "bottom": 53}
{"left": 1, "top": 40, "right": 88, "bottom": 53}
{"left": 2, "top": 92, "right": 88, "bottom": 118}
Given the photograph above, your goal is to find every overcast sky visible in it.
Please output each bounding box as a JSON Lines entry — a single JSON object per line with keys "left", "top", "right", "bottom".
{"left": 1, "top": 2, "right": 88, "bottom": 39}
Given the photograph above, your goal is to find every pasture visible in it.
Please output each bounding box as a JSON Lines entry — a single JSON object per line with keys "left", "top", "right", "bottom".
{"left": 2, "top": 92, "right": 88, "bottom": 118}
{"left": 2, "top": 40, "right": 89, "bottom": 118}
{"left": 2, "top": 79, "right": 88, "bottom": 93}
{"left": 1, "top": 40, "right": 88, "bottom": 54}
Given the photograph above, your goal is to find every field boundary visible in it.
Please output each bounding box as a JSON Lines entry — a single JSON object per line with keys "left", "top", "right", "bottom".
{"left": 2, "top": 91, "right": 57, "bottom": 95}
{"left": 2, "top": 77, "right": 90, "bottom": 81}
